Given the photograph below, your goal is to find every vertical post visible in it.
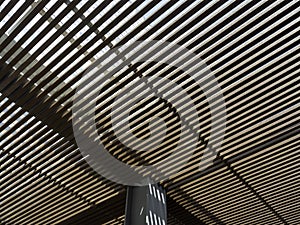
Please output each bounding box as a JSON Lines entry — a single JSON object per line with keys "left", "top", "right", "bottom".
{"left": 125, "top": 184, "right": 167, "bottom": 225}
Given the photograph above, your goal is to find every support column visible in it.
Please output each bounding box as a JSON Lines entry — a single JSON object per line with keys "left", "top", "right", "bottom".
{"left": 125, "top": 184, "right": 167, "bottom": 225}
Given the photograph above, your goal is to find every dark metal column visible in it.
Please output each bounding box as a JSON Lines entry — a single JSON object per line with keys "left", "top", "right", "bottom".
{"left": 125, "top": 184, "right": 167, "bottom": 225}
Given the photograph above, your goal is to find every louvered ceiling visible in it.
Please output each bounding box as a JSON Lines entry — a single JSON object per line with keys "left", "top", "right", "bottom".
{"left": 0, "top": 1, "right": 299, "bottom": 225}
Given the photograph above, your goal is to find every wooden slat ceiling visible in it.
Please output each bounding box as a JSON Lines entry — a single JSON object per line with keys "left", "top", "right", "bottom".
{"left": 0, "top": 1, "right": 299, "bottom": 224}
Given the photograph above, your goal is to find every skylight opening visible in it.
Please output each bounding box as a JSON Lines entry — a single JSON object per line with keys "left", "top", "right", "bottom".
{"left": 76, "top": 0, "right": 89, "bottom": 11}
{"left": 50, "top": 2, "right": 67, "bottom": 20}
{"left": 88, "top": 1, "right": 118, "bottom": 24}
{"left": 8, "top": 5, "right": 39, "bottom": 41}
{"left": 20, "top": 20, "right": 49, "bottom": 49}
{"left": 99, "top": 1, "right": 135, "bottom": 38}
{"left": 0, "top": 0, "right": 25, "bottom": 30}
{"left": 43, "top": 0, "right": 58, "bottom": 12}
{"left": 27, "top": 1, "right": 120, "bottom": 89}
{"left": 112, "top": 1, "right": 183, "bottom": 55}
{"left": 0, "top": 103, "right": 16, "bottom": 121}
{"left": 71, "top": 24, "right": 90, "bottom": 44}
{"left": 92, "top": 43, "right": 110, "bottom": 60}
{"left": 58, "top": 10, "right": 75, "bottom": 27}
{"left": 68, "top": 59, "right": 103, "bottom": 90}
{"left": 54, "top": 48, "right": 86, "bottom": 79}
{"left": 163, "top": 1, "right": 225, "bottom": 45}
{"left": 9, "top": 0, "right": 61, "bottom": 50}
{"left": 80, "top": 32, "right": 101, "bottom": 56}
{"left": 28, "top": 26, "right": 57, "bottom": 56}
{"left": 0, "top": 0, "right": 185, "bottom": 100}
{"left": 43, "top": 35, "right": 71, "bottom": 68}
{"left": 0, "top": 95, "right": 9, "bottom": 107}
{"left": 108, "top": 1, "right": 155, "bottom": 48}
{"left": 142, "top": 0, "right": 165, "bottom": 19}
{"left": 0, "top": 0, "right": 10, "bottom": 11}
{"left": 50, "top": 31, "right": 97, "bottom": 72}
{"left": 66, "top": 17, "right": 82, "bottom": 34}
{"left": 205, "top": 1, "right": 293, "bottom": 72}
{"left": 13, "top": 13, "right": 43, "bottom": 43}
{"left": 116, "top": 2, "right": 220, "bottom": 90}
{"left": 28, "top": 3, "right": 77, "bottom": 59}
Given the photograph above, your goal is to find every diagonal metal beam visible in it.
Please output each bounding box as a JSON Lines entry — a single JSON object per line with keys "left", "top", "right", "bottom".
{"left": 167, "top": 195, "right": 208, "bottom": 225}
{"left": 56, "top": 191, "right": 126, "bottom": 225}
{"left": 0, "top": 59, "right": 75, "bottom": 142}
